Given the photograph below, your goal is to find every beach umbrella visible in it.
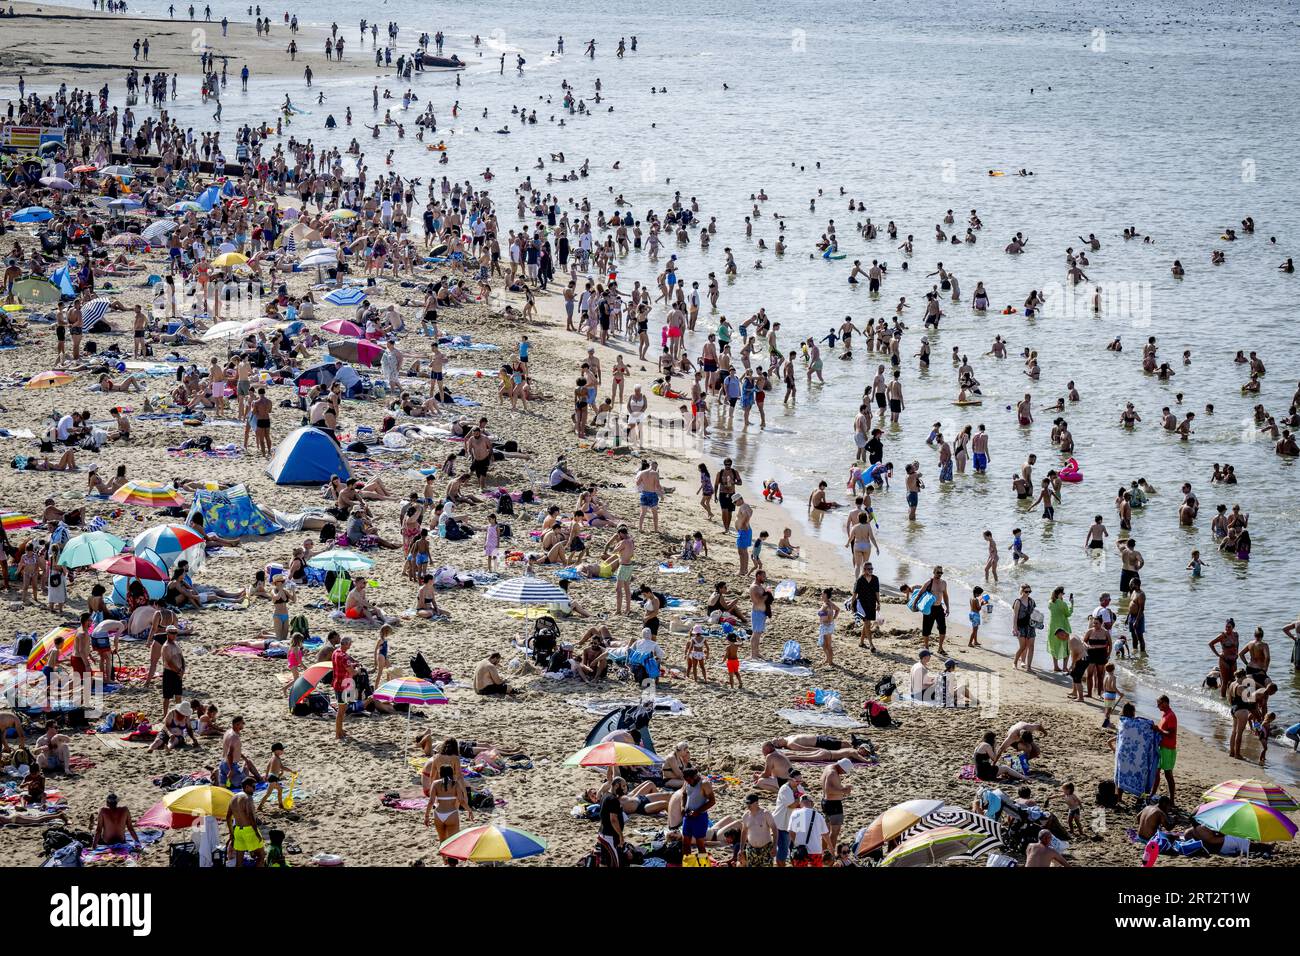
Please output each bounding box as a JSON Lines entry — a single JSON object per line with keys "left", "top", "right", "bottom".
{"left": 1201, "top": 780, "right": 1299, "bottom": 812}
{"left": 373, "top": 677, "right": 448, "bottom": 706}
{"left": 210, "top": 251, "right": 248, "bottom": 268}
{"left": 25, "top": 371, "right": 74, "bottom": 389}
{"left": 107, "top": 197, "right": 143, "bottom": 211}
{"left": 299, "top": 246, "right": 337, "bottom": 264}
{"left": 327, "top": 338, "right": 383, "bottom": 367}
{"left": 163, "top": 785, "right": 234, "bottom": 818}
{"left": 110, "top": 481, "right": 186, "bottom": 508}
{"left": 11, "top": 278, "right": 60, "bottom": 305}
{"left": 100, "top": 165, "right": 136, "bottom": 179}
{"left": 133, "top": 524, "right": 205, "bottom": 564}
{"left": 106, "top": 232, "right": 146, "bottom": 247}
{"left": 169, "top": 200, "right": 204, "bottom": 213}
{"left": 306, "top": 549, "right": 374, "bottom": 573}
{"left": 857, "top": 798, "right": 946, "bottom": 855}
{"left": 58, "top": 530, "right": 127, "bottom": 568}
{"left": 879, "top": 826, "right": 988, "bottom": 868}
{"left": 241, "top": 317, "right": 278, "bottom": 335}
{"left": 438, "top": 824, "right": 547, "bottom": 863}
{"left": 289, "top": 661, "right": 335, "bottom": 706}
{"left": 39, "top": 176, "right": 74, "bottom": 191}
{"left": 329, "top": 208, "right": 357, "bottom": 221}
{"left": 92, "top": 553, "right": 169, "bottom": 581}
{"left": 202, "top": 320, "right": 246, "bottom": 341}
{"left": 141, "top": 219, "right": 177, "bottom": 243}
{"left": 138, "top": 800, "right": 195, "bottom": 830}
{"left": 81, "top": 298, "right": 110, "bottom": 332}
{"left": 26, "top": 626, "right": 77, "bottom": 670}
{"left": 564, "top": 741, "right": 663, "bottom": 768}
{"left": 281, "top": 207, "right": 301, "bottom": 220}
{"left": 324, "top": 286, "right": 367, "bottom": 306}
{"left": 12, "top": 206, "right": 53, "bottom": 223}
{"left": 321, "top": 318, "right": 363, "bottom": 337}
{"left": 0, "top": 512, "right": 39, "bottom": 532}
{"left": 1194, "top": 799, "right": 1297, "bottom": 842}
{"left": 109, "top": 548, "right": 168, "bottom": 603}
{"left": 484, "top": 576, "right": 569, "bottom": 606}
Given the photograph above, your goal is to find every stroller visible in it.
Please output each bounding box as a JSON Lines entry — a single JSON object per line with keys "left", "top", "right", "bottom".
{"left": 526, "top": 616, "right": 560, "bottom": 666}
{"left": 993, "top": 799, "right": 1040, "bottom": 857}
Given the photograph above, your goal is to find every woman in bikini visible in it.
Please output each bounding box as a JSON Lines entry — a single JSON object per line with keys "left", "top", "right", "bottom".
{"left": 423, "top": 764, "right": 472, "bottom": 862}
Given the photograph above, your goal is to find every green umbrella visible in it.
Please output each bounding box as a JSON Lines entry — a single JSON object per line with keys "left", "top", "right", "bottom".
{"left": 58, "top": 530, "right": 127, "bottom": 568}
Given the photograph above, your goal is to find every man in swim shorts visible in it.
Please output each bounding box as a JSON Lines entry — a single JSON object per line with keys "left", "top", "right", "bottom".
{"left": 225, "top": 777, "right": 266, "bottom": 866}
{"left": 748, "top": 568, "right": 770, "bottom": 660}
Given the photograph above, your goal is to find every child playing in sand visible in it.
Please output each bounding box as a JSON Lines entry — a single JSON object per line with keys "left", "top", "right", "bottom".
{"left": 1051, "top": 782, "right": 1084, "bottom": 836}
{"left": 724, "top": 633, "right": 742, "bottom": 690}
{"left": 775, "top": 528, "right": 799, "bottom": 559}
{"left": 969, "top": 587, "right": 984, "bottom": 647}
{"left": 258, "top": 742, "right": 292, "bottom": 811}
{"left": 751, "top": 530, "right": 768, "bottom": 574}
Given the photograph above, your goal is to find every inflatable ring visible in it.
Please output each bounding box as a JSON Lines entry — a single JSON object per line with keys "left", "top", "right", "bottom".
{"left": 1059, "top": 457, "right": 1083, "bottom": 482}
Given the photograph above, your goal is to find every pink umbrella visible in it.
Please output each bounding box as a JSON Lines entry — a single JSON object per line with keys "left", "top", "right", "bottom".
{"left": 321, "top": 318, "right": 364, "bottom": 337}
{"left": 138, "top": 800, "right": 196, "bottom": 830}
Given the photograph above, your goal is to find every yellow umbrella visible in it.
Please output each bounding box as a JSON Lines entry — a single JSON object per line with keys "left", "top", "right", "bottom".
{"left": 880, "top": 826, "right": 988, "bottom": 867}
{"left": 162, "top": 785, "right": 234, "bottom": 817}
{"left": 210, "top": 251, "right": 248, "bottom": 268}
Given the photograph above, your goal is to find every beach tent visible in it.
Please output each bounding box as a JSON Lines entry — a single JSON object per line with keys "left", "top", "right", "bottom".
{"left": 583, "top": 702, "right": 656, "bottom": 754}
{"left": 11, "top": 277, "right": 60, "bottom": 305}
{"left": 187, "top": 483, "right": 283, "bottom": 538}
{"left": 294, "top": 361, "right": 341, "bottom": 391}
{"left": 266, "top": 426, "right": 350, "bottom": 485}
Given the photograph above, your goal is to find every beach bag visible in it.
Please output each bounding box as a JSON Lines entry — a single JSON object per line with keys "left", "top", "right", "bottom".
{"left": 41, "top": 842, "right": 84, "bottom": 868}
{"left": 865, "top": 700, "right": 893, "bottom": 728}
{"left": 874, "top": 674, "right": 897, "bottom": 698}
{"left": 780, "top": 640, "right": 803, "bottom": 665}
{"left": 496, "top": 494, "right": 514, "bottom": 516}
{"left": 288, "top": 615, "right": 310, "bottom": 641}
{"left": 908, "top": 584, "right": 936, "bottom": 615}
{"left": 1096, "top": 779, "right": 1120, "bottom": 809}
{"left": 409, "top": 651, "right": 434, "bottom": 682}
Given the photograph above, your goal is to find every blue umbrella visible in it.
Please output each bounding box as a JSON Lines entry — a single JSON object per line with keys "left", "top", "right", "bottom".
{"left": 324, "top": 287, "right": 367, "bottom": 306}
{"left": 12, "top": 206, "right": 53, "bottom": 223}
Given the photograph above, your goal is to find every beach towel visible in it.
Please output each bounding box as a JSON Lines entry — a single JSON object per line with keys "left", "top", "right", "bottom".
{"left": 774, "top": 708, "right": 865, "bottom": 729}
{"left": 1114, "top": 715, "right": 1161, "bottom": 797}
{"left": 738, "top": 660, "right": 812, "bottom": 678}
{"left": 569, "top": 695, "right": 690, "bottom": 717}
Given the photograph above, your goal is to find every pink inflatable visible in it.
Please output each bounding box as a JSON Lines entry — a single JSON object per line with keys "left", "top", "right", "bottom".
{"left": 1060, "top": 457, "right": 1083, "bottom": 482}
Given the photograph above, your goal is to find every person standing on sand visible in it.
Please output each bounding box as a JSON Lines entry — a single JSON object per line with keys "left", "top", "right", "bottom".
{"left": 734, "top": 494, "right": 754, "bottom": 575}
{"left": 1152, "top": 695, "right": 1177, "bottom": 804}
{"left": 606, "top": 526, "right": 636, "bottom": 616}
{"left": 919, "top": 565, "right": 949, "bottom": 654}
{"left": 714, "top": 458, "right": 740, "bottom": 532}
{"left": 749, "top": 567, "right": 771, "bottom": 660}
{"left": 846, "top": 513, "right": 876, "bottom": 576}
{"left": 854, "top": 561, "right": 880, "bottom": 651}
{"left": 635, "top": 459, "right": 662, "bottom": 533}
{"left": 252, "top": 388, "right": 273, "bottom": 457}
{"left": 331, "top": 636, "right": 355, "bottom": 741}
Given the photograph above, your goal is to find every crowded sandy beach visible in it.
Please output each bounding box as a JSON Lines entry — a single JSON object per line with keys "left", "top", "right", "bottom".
{"left": 1, "top": 0, "right": 1298, "bottom": 879}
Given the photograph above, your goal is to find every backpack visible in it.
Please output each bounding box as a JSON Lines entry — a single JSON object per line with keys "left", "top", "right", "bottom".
{"left": 288, "top": 615, "right": 310, "bottom": 641}
{"left": 496, "top": 494, "right": 514, "bottom": 516}
{"left": 43, "top": 825, "right": 93, "bottom": 856}
{"left": 865, "top": 700, "right": 894, "bottom": 728}
{"left": 874, "top": 674, "right": 897, "bottom": 698}
{"left": 410, "top": 651, "right": 434, "bottom": 682}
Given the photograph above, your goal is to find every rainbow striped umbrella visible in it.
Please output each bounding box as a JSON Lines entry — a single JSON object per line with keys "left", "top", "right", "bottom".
{"left": 1201, "top": 779, "right": 1299, "bottom": 812}
{"left": 880, "top": 826, "right": 988, "bottom": 867}
{"left": 372, "top": 677, "right": 448, "bottom": 706}
{"left": 564, "top": 741, "right": 662, "bottom": 768}
{"left": 111, "top": 481, "right": 185, "bottom": 508}
{"left": 1195, "top": 799, "right": 1297, "bottom": 842}
{"left": 25, "top": 371, "right": 74, "bottom": 389}
{"left": 26, "top": 626, "right": 77, "bottom": 670}
{"left": 0, "top": 513, "right": 39, "bottom": 532}
{"left": 438, "top": 824, "right": 547, "bottom": 863}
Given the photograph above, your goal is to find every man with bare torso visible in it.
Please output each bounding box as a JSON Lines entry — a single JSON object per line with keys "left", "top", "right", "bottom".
{"left": 225, "top": 777, "right": 265, "bottom": 866}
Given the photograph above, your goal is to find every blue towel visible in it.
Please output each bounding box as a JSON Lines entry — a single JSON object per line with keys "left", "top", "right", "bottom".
{"left": 1114, "top": 716, "right": 1160, "bottom": 797}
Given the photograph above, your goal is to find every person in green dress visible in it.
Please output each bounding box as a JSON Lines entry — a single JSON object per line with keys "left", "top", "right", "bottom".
{"left": 1047, "top": 587, "right": 1074, "bottom": 671}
